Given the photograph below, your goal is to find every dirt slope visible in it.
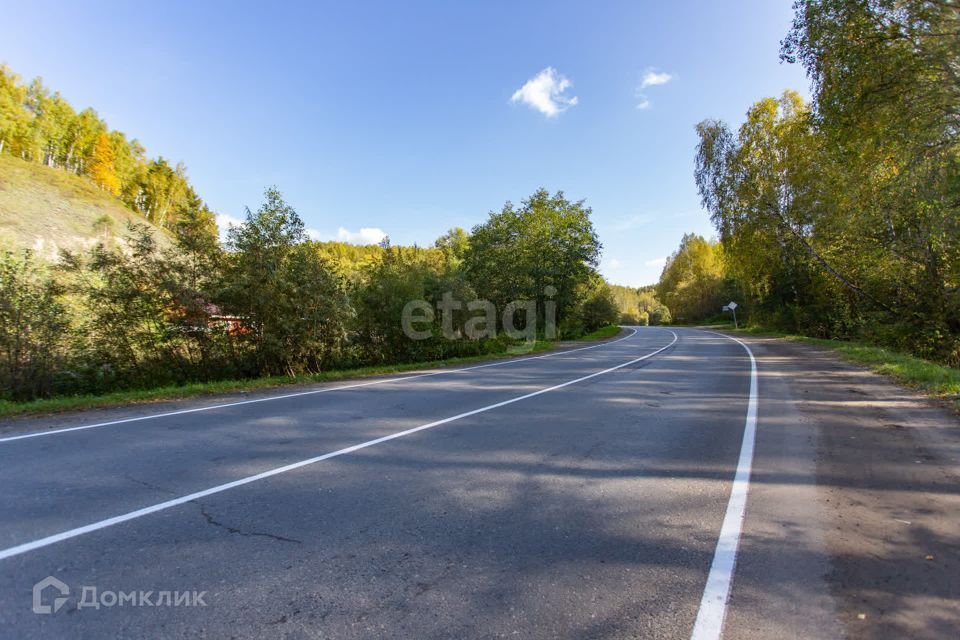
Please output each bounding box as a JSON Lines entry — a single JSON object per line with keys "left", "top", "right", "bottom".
{"left": 0, "top": 154, "right": 168, "bottom": 259}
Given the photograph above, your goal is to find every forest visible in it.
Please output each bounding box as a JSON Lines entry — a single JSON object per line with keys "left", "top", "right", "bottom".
{"left": 0, "top": 180, "right": 622, "bottom": 401}
{"left": 654, "top": 0, "right": 958, "bottom": 367}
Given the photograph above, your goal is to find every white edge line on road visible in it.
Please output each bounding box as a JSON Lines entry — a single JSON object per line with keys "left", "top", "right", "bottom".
{"left": 690, "top": 330, "right": 759, "bottom": 640}
{"left": 0, "top": 330, "right": 677, "bottom": 561}
{"left": 0, "top": 327, "right": 647, "bottom": 444}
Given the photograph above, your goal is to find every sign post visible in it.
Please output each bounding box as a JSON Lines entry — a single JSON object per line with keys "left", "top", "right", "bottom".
{"left": 722, "top": 301, "right": 739, "bottom": 329}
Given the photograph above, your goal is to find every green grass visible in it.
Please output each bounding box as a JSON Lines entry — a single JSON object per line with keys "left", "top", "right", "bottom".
{"left": 577, "top": 324, "right": 622, "bottom": 341}
{"left": 718, "top": 324, "right": 960, "bottom": 410}
{"left": 0, "top": 329, "right": 618, "bottom": 419}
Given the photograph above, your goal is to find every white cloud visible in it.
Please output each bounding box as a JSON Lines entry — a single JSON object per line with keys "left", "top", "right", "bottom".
{"left": 644, "top": 256, "right": 667, "bottom": 268}
{"left": 218, "top": 214, "right": 385, "bottom": 246}
{"left": 510, "top": 67, "right": 579, "bottom": 117}
{"left": 640, "top": 70, "right": 673, "bottom": 89}
{"left": 636, "top": 68, "right": 674, "bottom": 110}
{"left": 215, "top": 212, "right": 245, "bottom": 244}
{"left": 336, "top": 227, "right": 387, "bottom": 245}
{"left": 308, "top": 226, "right": 388, "bottom": 245}
{"left": 606, "top": 258, "right": 623, "bottom": 270}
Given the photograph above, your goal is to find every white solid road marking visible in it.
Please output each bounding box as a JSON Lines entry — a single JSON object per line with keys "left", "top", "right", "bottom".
{"left": 0, "top": 327, "right": 645, "bottom": 444}
{"left": 0, "top": 331, "right": 677, "bottom": 561}
{"left": 690, "top": 331, "right": 759, "bottom": 640}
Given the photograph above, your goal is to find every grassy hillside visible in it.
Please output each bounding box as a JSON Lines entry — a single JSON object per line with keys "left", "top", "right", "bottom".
{"left": 0, "top": 155, "right": 168, "bottom": 258}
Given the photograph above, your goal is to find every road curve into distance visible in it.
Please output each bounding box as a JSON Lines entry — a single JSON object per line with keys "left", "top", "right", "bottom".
{"left": 1, "top": 328, "right": 768, "bottom": 639}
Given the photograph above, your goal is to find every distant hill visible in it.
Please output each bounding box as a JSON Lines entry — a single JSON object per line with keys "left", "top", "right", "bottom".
{"left": 0, "top": 154, "right": 169, "bottom": 260}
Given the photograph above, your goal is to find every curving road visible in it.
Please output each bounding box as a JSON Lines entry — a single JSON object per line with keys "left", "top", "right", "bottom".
{"left": 0, "top": 327, "right": 954, "bottom": 638}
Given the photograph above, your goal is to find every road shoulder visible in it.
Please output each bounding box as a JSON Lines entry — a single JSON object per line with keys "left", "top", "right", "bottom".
{"left": 723, "top": 335, "right": 959, "bottom": 639}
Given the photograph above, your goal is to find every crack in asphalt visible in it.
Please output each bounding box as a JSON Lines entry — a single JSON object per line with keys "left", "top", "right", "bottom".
{"left": 123, "top": 474, "right": 177, "bottom": 495}
{"left": 195, "top": 502, "right": 302, "bottom": 544}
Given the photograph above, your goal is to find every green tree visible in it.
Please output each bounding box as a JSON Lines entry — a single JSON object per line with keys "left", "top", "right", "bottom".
{"left": 353, "top": 246, "right": 433, "bottom": 363}
{"left": 695, "top": 92, "right": 874, "bottom": 334}
{"left": 65, "top": 108, "right": 104, "bottom": 174}
{"left": 434, "top": 227, "right": 470, "bottom": 266}
{"left": 163, "top": 193, "right": 226, "bottom": 371}
{"left": 0, "top": 250, "right": 68, "bottom": 400}
{"left": 0, "top": 65, "right": 30, "bottom": 157}
{"left": 110, "top": 131, "right": 147, "bottom": 204}
{"left": 465, "top": 188, "right": 601, "bottom": 333}
{"left": 61, "top": 225, "right": 180, "bottom": 392}
{"left": 223, "top": 188, "right": 349, "bottom": 375}
{"left": 609, "top": 284, "right": 641, "bottom": 324}
{"left": 656, "top": 233, "right": 727, "bottom": 322}
{"left": 138, "top": 158, "right": 192, "bottom": 228}
{"left": 279, "top": 243, "right": 352, "bottom": 372}
{"left": 782, "top": 0, "right": 960, "bottom": 361}
{"left": 577, "top": 279, "right": 620, "bottom": 333}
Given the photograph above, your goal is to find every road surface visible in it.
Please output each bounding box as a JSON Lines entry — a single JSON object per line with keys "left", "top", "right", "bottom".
{"left": 0, "top": 328, "right": 956, "bottom": 639}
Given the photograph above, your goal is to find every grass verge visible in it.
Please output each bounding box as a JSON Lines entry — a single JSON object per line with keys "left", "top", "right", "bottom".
{"left": 0, "top": 327, "right": 621, "bottom": 419}
{"left": 719, "top": 325, "right": 960, "bottom": 410}
{"left": 577, "top": 324, "right": 622, "bottom": 341}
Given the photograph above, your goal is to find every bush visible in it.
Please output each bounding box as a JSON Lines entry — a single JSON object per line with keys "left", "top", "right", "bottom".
{"left": 0, "top": 250, "right": 69, "bottom": 400}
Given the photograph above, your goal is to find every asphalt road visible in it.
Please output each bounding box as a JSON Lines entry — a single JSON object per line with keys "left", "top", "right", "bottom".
{"left": 0, "top": 327, "right": 956, "bottom": 639}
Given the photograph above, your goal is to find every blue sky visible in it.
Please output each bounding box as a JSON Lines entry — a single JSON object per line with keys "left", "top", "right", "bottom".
{"left": 1, "top": 0, "right": 808, "bottom": 286}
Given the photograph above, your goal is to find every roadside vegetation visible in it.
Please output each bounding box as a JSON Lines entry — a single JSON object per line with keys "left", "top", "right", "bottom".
{"left": 0, "top": 143, "right": 621, "bottom": 405}
{"left": 577, "top": 324, "right": 622, "bottom": 341}
{"left": 0, "top": 326, "right": 620, "bottom": 418}
{"left": 718, "top": 326, "right": 960, "bottom": 411}
{"left": 608, "top": 284, "right": 671, "bottom": 326}
{"left": 0, "top": 63, "right": 622, "bottom": 406}
{"left": 592, "top": 1, "right": 959, "bottom": 409}
{"left": 648, "top": 1, "right": 958, "bottom": 371}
